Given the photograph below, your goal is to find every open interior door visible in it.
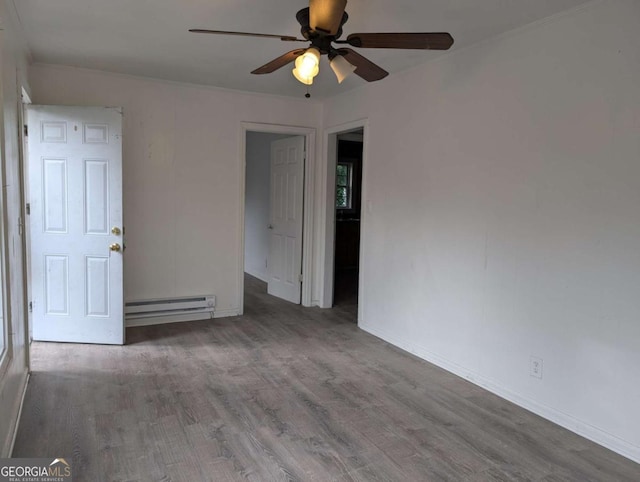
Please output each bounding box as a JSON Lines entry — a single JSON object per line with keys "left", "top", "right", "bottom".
{"left": 27, "top": 106, "right": 124, "bottom": 344}
{"left": 267, "top": 136, "right": 305, "bottom": 304}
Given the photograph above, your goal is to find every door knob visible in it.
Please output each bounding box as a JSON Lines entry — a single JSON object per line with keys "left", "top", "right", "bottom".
{"left": 111, "top": 226, "right": 121, "bottom": 235}
{"left": 109, "top": 243, "right": 121, "bottom": 252}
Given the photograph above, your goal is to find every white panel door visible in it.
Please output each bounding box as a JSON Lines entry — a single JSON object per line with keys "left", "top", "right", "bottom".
{"left": 268, "top": 136, "right": 305, "bottom": 304}
{"left": 27, "top": 106, "right": 124, "bottom": 344}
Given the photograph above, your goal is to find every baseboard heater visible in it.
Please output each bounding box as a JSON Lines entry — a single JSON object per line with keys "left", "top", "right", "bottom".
{"left": 125, "top": 295, "right": 215, "bottom": 327}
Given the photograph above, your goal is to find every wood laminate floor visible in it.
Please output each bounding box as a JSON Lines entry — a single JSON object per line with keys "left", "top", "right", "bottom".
{"left": 13, "top": 275, "right": 640, "bottom": 481}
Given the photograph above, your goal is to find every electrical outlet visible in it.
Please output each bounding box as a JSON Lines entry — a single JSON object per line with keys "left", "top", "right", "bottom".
{"left": 530, "top": 356, "right": 543, "bottom": 379}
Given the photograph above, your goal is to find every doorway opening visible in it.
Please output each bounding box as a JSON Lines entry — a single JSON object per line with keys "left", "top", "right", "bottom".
{"left": 333, "top": 130, "right": 363, "bottom": 318}
{"left": 239, "top": 123, "right": 316, "bottom": 315}
{"left": 319, "top": 119, "right": 368, "bottom": 321}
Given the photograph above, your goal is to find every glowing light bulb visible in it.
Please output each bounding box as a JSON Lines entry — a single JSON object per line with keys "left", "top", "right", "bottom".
{"left": 292, "top": 48, "right": 321, "bottom": 85}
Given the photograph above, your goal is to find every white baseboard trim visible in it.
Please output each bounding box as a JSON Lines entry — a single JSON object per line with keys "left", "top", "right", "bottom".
{"left": 6, "top": 372, "right": 29, "bottom": 457}
{"left": 359, "top": 321, "right": 640, "bottom": 465}
{"left": 244, "top": 269, "right": 268, "bottom": 283}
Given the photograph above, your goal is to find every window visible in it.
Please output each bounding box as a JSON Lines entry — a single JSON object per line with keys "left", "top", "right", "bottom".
{"left": 336, "top": 162, "right": 353, "bottom": 210}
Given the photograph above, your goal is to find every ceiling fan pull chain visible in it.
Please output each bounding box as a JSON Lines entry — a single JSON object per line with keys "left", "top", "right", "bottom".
{"left": 305, "top": 85, "right": 311, "bottom": 99}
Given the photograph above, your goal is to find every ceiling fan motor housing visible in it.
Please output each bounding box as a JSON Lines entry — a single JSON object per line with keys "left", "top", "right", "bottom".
{"left": 296, "top": 7, "right": 348, "bottom": 48}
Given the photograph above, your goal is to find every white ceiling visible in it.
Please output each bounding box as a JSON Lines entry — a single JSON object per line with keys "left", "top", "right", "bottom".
{"left": 13, "top": 0, "right": 591, "bottom": 99}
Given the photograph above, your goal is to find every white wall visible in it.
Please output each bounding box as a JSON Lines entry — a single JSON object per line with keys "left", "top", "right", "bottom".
{"left": 244, "top": 132, "right": 290, "bottom": 282}
{"left": 0, "top": 0, "right": 32, "bottom": 457}
{"left": 29, "top": 65, "right": 322, "bottom": 317}
{"left": 321, "top": 0, "right": 640, "bottom": 463}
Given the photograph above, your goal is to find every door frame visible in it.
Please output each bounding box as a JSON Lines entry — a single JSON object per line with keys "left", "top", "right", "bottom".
{"left": 319, "top": 119, "right": 369, "bottom": 316}
{"left": 238, "top": 122, "right": 316, "bottom": 314}
{"left": 18, "top": 88, "right": 32, "bottom": 365}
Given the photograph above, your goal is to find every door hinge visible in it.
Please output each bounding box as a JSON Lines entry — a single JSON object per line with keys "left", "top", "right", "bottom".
{"left": 28, "top": 301, "right": 33, "bottom": 313}
{"left": 26, "top": 203, "right": 30, "bottom": 215}
{"left": 24, "top": 124, "right": 28, "bottom": 137}
{"left": 299, "top": 273, "right": 303, "bottom": 282}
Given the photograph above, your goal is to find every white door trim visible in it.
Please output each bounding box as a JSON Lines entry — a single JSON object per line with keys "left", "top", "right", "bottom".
{"left": 319, "top": 119, "right": 369, "bottom": 315}
{"left": 18, "top": 87, "right": 32, "bottom": 368}
{"left": 239, "top": 122, "right": 316, "bottom": 314}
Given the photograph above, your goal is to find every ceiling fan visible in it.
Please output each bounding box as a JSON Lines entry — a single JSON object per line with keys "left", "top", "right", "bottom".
{"left": 190, "top": 0, "right": 454, "bottom": 90}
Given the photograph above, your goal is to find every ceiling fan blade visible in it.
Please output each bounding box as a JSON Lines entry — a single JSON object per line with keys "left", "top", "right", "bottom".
{"left": 309, "top": 0, "right": 347, "bottom": 35}
{"left": 189, "top": 29, "right": 305, "bottom": 42}
{"left": 337, "top": 49, "right": 388, "bottom": 82}
{"left": 344, "top": 32, "right": 454, "bottom": 50}
{"left": 251, "top": 49, "right": 307, "bottom": 75}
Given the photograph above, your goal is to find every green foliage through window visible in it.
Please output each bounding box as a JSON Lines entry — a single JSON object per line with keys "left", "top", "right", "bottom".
{"left": 336, "top": 163, "right": 352, "bottom": 209}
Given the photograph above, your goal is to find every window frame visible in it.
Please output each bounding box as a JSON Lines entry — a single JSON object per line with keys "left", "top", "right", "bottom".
{"left": 336, "top": 161, "right": 354, "bottom": 211}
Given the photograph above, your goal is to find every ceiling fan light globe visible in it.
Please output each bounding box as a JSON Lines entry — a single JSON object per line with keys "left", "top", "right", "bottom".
{"left": 330, "top": 55, "right": 356, "bottom": 83}
{"left": 292, "top": 67, "right": 314, "bottom": 85}
{"left": 295, "top": 47, "right": 321, "bottom": 77}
